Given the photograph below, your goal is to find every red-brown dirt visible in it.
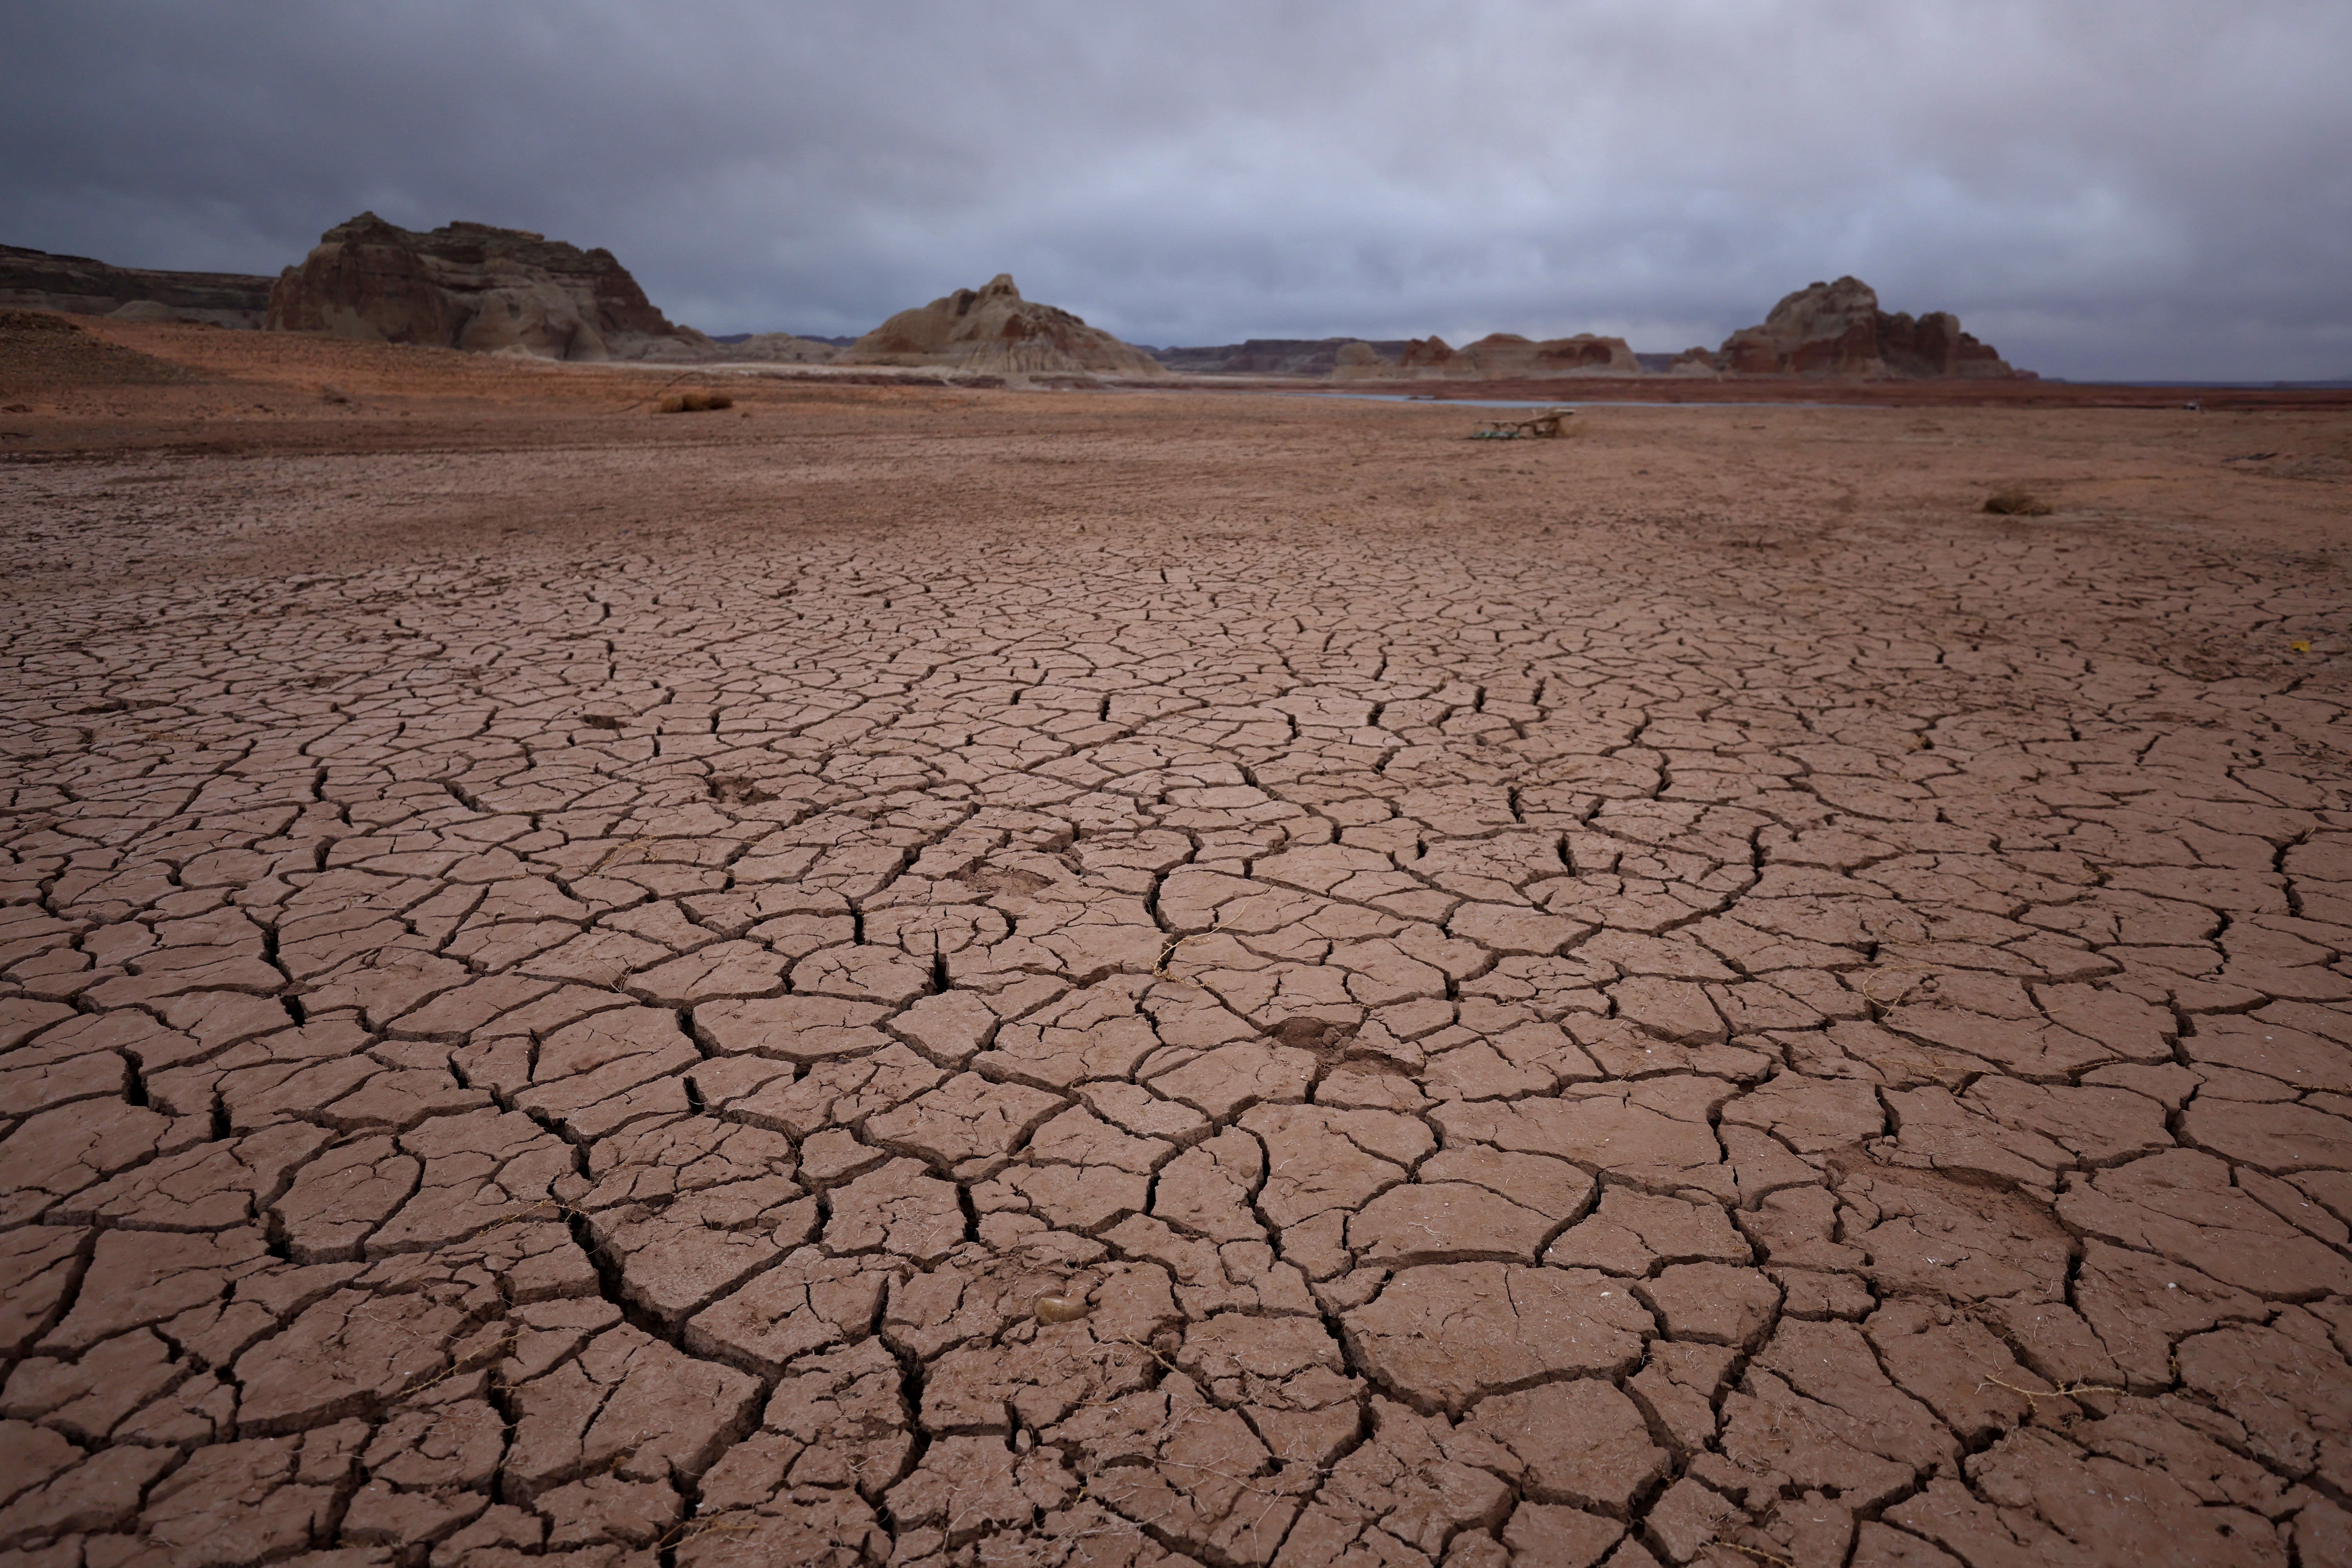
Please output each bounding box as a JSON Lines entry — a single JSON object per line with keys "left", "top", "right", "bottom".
{"left": 3, "top": 315, "right": 2351, "bottom": 1567}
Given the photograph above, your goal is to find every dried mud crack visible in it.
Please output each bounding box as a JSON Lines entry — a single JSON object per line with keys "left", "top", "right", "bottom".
{"left": 0, "top": 371, "right": 2350, "bottom": 1568}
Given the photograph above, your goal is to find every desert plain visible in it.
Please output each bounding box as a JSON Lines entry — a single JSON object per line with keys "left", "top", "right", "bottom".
{"left": 3, "top": 316, "right": 2352, "bottom": 1568}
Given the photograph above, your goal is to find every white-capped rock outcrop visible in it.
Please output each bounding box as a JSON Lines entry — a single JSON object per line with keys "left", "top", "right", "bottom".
{"left": 837, "top": 274, "right": 1158, "bottom": 375}
{"left": 265, "top": 213, "right": 713, "bottom": 362}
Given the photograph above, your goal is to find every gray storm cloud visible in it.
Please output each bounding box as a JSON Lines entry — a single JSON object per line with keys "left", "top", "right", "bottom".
{"left": 3, "top": 0, "right": 2346, "bottom": 379}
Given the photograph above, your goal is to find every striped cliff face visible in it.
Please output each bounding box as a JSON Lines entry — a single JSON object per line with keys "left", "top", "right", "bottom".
{"left": 263, "top": 213, "right": 704, "bottom": 363}
{"left": 0, "top": 242, "right": 273, "bottom": 330}
{"left": 1717, "top": 276, "right": 2020, "bottom": 381}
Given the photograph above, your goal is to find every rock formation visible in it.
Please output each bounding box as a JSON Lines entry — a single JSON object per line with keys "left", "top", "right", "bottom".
{"left": 1396, "top": 337, "right": 1461, "bottom": 376}
{"left": 1468, "top": 333, "right": 1640, "bottom": 377}
{"left": 265, "top": 213, "right": 713, "bottom": 361}
{"left": 1318, "top": 278, "right": 2017, "bottom": 383}
{"left": 1336, "top": 332, "right": 1641, "bottom": 381}
{"left": 0, "top": 243, "right": 273, "bottom": 328}
{"left": 1152, "top": 339, "right": 1409, "bottom": 376}
{"left": 836, "top": 275, "right": 1159, "bottom": 375}
{"left": 1326, "top": 334, "right": 1468, "bottom": 379}
{"left": 710, "top": 332, "right": 840, "bottom": 364}
{"left": 1716, "top": 276, "right": 2015, "bottom": 378}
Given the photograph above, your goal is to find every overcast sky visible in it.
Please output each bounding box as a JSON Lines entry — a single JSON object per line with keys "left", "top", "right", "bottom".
{"left": 4, "top": 1, "right": 2347, "bottom": 380}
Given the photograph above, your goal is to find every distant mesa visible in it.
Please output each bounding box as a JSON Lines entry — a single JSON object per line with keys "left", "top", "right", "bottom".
{"left": 264, "top": 212, "right": 713, "bottom": 362}
{"left": 1153, "top": 339, "right": 1410, "bottom": 376}
{"left": 1320, "top": 276, "right": 2018, "bottom": 383}
{"left": 1712, "top": 276, "right": 2017, "bottom": 379}
{"left": 0, "top": 243, "right": 273, "bottom": 328}
{"left": 707, "top": 332, "right": 841, "bottom": 364}
{"left": 714, "top": 331, "right": 860, "bottom": 348}
{"left": 1336, "top": 331, "right": 1642, "bottom": 383}
{"left": 5, "top": 226, "right": 2029, "bottom": 385}
{"left": 837, "top": 274, "right": 1159, "bottom": 375}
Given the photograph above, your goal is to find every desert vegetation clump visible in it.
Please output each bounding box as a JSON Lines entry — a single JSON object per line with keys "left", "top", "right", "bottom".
{"left": 1982, "top": 486, "right": 2053, "bottom": 515}
{"left": 0, "top": 308, "right": 82, "bottom": 335}
{"left": 657, "top": 388, "right": 733, "bottom": 413}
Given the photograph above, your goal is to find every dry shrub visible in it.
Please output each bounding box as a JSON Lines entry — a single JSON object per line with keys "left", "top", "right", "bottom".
{"left": 0, "top": 309, "right": 82, "bottom": 335}
{"left": 1983, "top": 488, "right": 2053, "bottom": 516}
{"left": 657, "top": 388, "right": 733, "bottom": 414}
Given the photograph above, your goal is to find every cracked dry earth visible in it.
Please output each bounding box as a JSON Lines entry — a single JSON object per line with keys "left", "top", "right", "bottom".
{"left": 2, "top": 390, "right": 2351, "bottom": 1568}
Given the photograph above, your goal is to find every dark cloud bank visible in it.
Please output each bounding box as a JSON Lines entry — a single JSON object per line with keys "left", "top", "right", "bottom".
{"left": 4, "top": 0, "right": 2347, "bottom": 380}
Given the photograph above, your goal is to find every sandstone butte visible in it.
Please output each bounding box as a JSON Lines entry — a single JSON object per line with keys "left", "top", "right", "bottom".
{"left": 712, "top": 331, "right": 845, "bottom": 365}
{"left": 1336, "top": 331, "right": 1642, "bottom": 382}
{"left": 1334, "top": 277, "right": 2018, "bottom": 382}
{"left": 9, "top": 220, "right": 2021, "bottom": 384}
{"left": 263, "top": 212, "right": 717, "bottom": 363}
{"left": 834, "top": 272, "right": 1163, "bottom": 375}
{"left": 1702, "top": 275, "right": 2019, "bottom": 379}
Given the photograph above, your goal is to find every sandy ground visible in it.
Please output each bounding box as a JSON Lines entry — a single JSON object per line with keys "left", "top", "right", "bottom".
{"left": 3, "top": 318, "right": 2352, "bottom": 1567}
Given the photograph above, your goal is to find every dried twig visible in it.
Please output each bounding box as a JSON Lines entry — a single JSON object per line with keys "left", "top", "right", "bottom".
{"left": 656, "top": 1512, "right": 763, "bottom": 1551}
{"left": 1116, "top": 1332, "right": 1184, "bottom": 1376}
{"left": 593, "top": 835, "right": 661, "bottom": 871}
{"left": 1855, "top": 966, "right": 1932, "bottom": 1004}
{"left": 1977, "top": 1373, "right": 2123, "bottom": 1403}
{"left": 1710, "top": 1543, "right": 1797, "bottom": 1568}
